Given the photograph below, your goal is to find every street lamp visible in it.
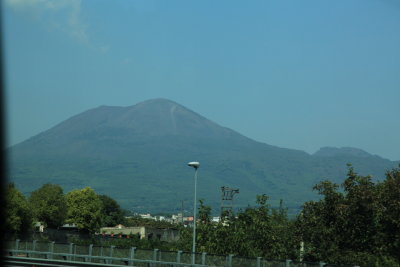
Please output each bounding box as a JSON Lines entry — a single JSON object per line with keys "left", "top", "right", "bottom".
{"left": 187, "top": 161, "right": 200, "bottom": 265}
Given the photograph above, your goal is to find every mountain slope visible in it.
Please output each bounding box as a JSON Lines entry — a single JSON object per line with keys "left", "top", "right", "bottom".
{"left": 8, "top": 99, "right": 399, "bottom": 214}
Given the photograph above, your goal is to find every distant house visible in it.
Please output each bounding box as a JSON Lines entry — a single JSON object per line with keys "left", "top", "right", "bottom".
{"left": 139, "top": 214, "right": 155, "bottom": 220}
{"left": 155, "top": 215, "right": 165, "bottom": 221}
{"left": 99, "top": 225, "right": 179, "bottom": 242}
{"left": 171, "top": 213, "right": 183, "bottom": 224}
{"left": 34, "top": 222, "right": 45, "bottom": 233}
{"left": 185, "top": 216, "right": 194, "bottom": 222}
{"left": 182, "top": 216, "right": 195, "bottom": 227}
{"left": 212, "top": 217, "right": 220, "bottom": 223}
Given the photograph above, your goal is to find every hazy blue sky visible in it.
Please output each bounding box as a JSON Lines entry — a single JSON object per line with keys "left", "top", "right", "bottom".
{"left": 3, "top": 0, "right": 400, "bottom": 160}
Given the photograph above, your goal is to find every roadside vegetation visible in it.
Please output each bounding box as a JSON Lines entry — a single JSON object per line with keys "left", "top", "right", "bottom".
{"left": 5, "top": 165, "right": 400, "bottom": 266}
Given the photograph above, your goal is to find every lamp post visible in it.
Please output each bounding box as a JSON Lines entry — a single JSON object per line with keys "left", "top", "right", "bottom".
{"left": 187, "top": 161, "right": 200, "bottom": 265}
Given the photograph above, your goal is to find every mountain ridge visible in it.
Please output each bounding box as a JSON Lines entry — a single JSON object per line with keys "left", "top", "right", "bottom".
{"left": 314, "top": 147, "right": 381, "bottom": 159}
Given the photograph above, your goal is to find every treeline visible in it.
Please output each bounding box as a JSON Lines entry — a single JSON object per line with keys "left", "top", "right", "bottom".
{"left": 298, "top": 166, "right": 400, "bottom": 265}
{"left": 5, "top": 184, "right": 125, "bottom": 235}
{"left": 5, "top": 183, "right": 177, "bottom": 238}
{"left": 5, "top": 165, "right": 400, "bottom": 266}
{"left": 176, "top": 166, "right": 400, "bottom": 266}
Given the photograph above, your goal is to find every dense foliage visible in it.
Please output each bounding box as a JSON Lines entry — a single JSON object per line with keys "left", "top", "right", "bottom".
{"left": 176, "top": 166, "right": 400, "bottom": 266}
{"left": 177, "top": 196, "right": 299, "bottom": 259}
{"left": 65, "top": 187, "right": 104, "bottom": 234}
{"left": 4, "top": 166, "right": 400, "bottom": 266}
{"left": 29, "top": 184, "right": 67, "bottom": 228}
{"left": 297, "top": 165, "right": 400, "bottom": 266}
{"left": 4, "top": 184, "right": 125, "bottom": 236}
{"left": 5, "top": 183, "right": 33, "bottom": 236}
{"left": 98, "top": 194, "right": 126, "bottom": 227}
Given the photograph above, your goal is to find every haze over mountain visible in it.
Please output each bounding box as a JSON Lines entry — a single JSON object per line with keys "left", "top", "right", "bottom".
{"left": 8, "top": 99, "right": 399, "bottom": 214}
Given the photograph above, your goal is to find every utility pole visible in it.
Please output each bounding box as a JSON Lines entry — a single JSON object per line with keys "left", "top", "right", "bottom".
{"left": 181, "top": 200, "right": 184, "bottom": 224}
{"left": 220, "top": 186, "right": 239, "bottom": 218}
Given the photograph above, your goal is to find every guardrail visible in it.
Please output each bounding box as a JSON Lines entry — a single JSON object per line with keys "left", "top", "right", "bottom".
{"left": 5, "top": 239, "right": 359, "bottom": 267}
{"left": 4, "top": 256, "right": 183, "bottom": 267}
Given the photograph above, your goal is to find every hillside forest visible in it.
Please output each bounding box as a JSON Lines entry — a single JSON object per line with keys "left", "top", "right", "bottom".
{"left": 4, "top": 165, "right": 400, "bottom": 266}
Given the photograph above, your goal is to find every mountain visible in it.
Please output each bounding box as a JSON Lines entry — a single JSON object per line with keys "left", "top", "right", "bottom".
{"left": 8, "top": 99, "right": 399, "bottom": 215}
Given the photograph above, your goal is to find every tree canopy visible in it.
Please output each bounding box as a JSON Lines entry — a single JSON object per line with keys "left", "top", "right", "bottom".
{"left": 65, "top": 187, "right": 102, "bottom": 234}
{"left": 5, "top": 183, "right": 33, "bottom": 235}
{"left": 99, "top": 194, "right": 125, "bottom": 227}
{"left": 178, "top": 195, "right": 299, "bottom": 259}
{"left": 29, "top": 183, "right": 67, "bottom": 228}
{"left": 298, "top": 165, "right": 400, "bottom": 265}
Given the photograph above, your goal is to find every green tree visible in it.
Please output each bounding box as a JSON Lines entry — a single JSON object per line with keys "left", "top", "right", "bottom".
{"left": 5, "top": 183, "right": 33, "bottom": 235}
{"left": 340, "top": 166, "right": 379, "bottom": 253}
{"left": 377, "top": 167, "right": 400, "bottom": 262}
{"left": 297, "top": 165, "right": 400, "bottom": 266}
{"left": 196, "top": 199, "right": 214, "bottom": 252}
{"left": 29, "top": 183, "right": 67, "bottom": 228}
{"left": 65, "top": 187, "right": 102, "bottom": 234}
{"left": 178, "top": 195, "right": 298, "bottom": 260}
{"left": 231, "top": 194, "right": 277, "bottom": 258}
{"left": 269, "top": 200, "right": 300, "bottom": 260}
{"left": 297, "top": 179, "right": 346, "bottom": 262}
{"left": 198, "top": 199, "right": 211, "bottom": 224}
{"left": 99, "top": 194, "right": 125, "bottom": 227}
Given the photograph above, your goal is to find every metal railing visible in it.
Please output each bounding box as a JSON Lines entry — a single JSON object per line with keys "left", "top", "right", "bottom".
{"left": 5, "top": 240, "right": 359, "bottom": 267}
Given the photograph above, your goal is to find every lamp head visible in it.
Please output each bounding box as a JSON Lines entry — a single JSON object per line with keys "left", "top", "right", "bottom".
{"left": 187, "top": 161, "right": 200, "bottom": 169}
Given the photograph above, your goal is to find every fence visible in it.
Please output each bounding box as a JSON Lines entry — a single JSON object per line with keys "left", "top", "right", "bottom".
{"left": 5, "top": 240, "right": 359, "bottom": 267}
